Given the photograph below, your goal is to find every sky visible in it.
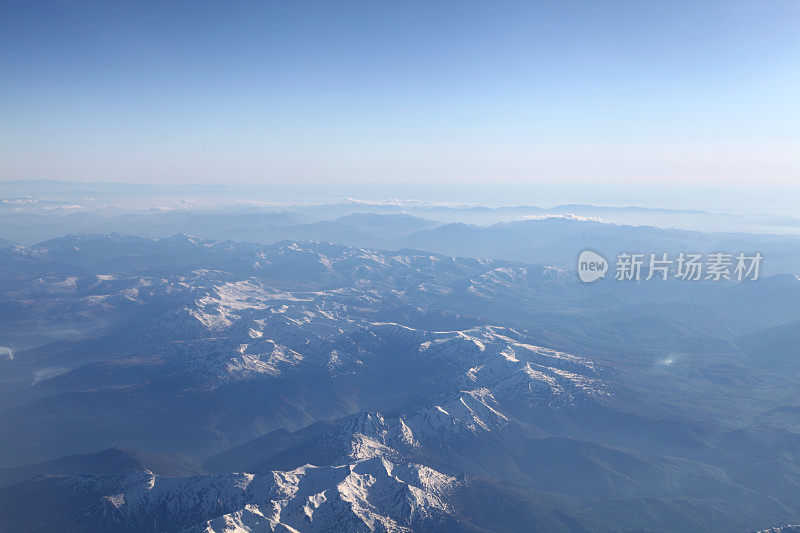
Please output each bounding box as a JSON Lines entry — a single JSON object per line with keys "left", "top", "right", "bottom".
{"left": 1, "top": 0, "right": 799, "bottom": 189}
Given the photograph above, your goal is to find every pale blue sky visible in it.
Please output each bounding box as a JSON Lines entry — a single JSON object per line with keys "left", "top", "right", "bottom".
{"left": 1, "top": 0, "right": 798, "bottom": 185}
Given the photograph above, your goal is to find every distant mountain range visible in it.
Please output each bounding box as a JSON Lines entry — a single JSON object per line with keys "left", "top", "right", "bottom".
{"left": 1, "top": 235, "right": 800, "bottom": 530}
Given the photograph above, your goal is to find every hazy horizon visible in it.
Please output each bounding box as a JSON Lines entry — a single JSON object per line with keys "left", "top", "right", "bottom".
{"left": 3, "top": 178, "right": 800, "bottom": 218}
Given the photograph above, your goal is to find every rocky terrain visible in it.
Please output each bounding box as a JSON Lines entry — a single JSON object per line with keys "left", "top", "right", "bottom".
{"left": 2, "top": 234, "right": 800, "bottom": 531}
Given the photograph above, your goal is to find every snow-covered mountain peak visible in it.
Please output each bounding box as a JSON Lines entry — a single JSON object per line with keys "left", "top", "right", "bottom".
{"left": 40, "top": 452, "right": 460, "bottom": 532}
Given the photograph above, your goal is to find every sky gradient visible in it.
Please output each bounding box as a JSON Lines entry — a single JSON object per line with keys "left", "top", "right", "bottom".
{"left": 1, "top": 0, "right": 799, "bottom": 186}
